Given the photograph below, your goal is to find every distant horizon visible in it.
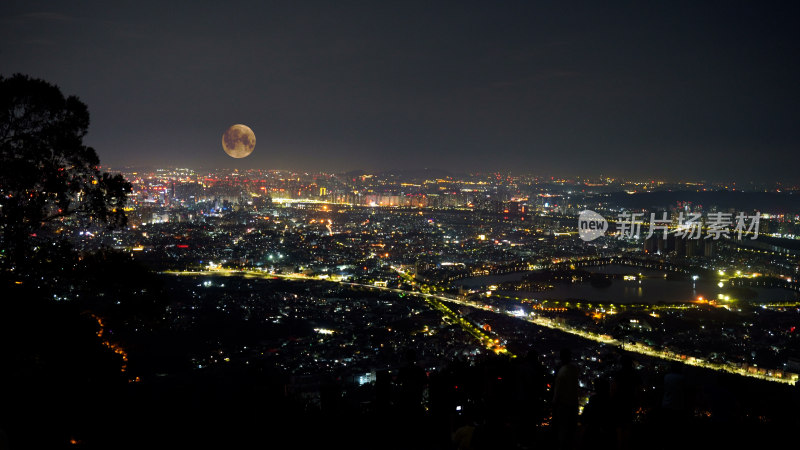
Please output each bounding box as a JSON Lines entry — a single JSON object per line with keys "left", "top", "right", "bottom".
{"left": 102, "top": 165, "right": 800, "bottom": 187}
{"left": 4, "top": 2, "right": 799, "bottom": 184}
{"left": 4, "top": 3, "right": 800, "bottom": 447}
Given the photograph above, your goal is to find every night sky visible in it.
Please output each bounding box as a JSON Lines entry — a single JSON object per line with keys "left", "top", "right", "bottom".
{"left": 2, "top": 1, "right": 799, "bottom": 181}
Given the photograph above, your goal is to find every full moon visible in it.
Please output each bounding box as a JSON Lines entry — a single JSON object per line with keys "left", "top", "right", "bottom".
{"left": 221, "top": 124, "right": 256, "bottom": 158}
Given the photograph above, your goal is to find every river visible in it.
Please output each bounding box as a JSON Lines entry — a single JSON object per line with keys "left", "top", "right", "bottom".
{"left": 456, "top": 264, "right": 799, "bottom": 304}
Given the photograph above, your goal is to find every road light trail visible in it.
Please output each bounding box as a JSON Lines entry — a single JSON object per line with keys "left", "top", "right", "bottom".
{"left": 164, "top": 268, "right": 797, "bottom": 386}
{"left": 164, "top": 268, "right": 512, "bottom": 356}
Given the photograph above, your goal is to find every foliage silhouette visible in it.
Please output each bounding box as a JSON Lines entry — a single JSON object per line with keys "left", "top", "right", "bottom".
{"left": 0, "top": 73, "right": 131, "bottom": 268}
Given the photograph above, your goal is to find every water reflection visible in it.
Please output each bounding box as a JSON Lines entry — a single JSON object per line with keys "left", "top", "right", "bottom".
{"left": 457, "top": 265, "right": 799, "bottom": 304}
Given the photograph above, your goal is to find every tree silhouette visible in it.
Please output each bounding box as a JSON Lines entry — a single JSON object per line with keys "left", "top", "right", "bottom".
{"left": 0, "top": 75, "right": 164, "bottom": 447}
{"left": 0, "top": 73, "right": 130, "bottom": 268}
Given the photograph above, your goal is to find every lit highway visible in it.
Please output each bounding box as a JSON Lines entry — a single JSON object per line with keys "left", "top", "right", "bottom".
{"left": 164, "top": 267, "right": 798, "bottom": 386}
{"left": 164, "top": 268, "right": 512, "bottom": 356}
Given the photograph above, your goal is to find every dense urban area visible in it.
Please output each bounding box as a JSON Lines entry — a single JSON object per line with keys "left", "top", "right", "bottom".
{"left": 5, "top": 166, "right": 800, "bottom": 449}
{"left": 5, "top": 2, "right": 800, "bottom": 448}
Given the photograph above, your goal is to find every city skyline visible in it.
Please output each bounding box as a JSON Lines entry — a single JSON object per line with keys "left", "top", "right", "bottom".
{"left": 2, "top": 1, "right": 799, "bottom": 181}
{"left": 3, "top": 3, "right": 800, "bottom": 447}
{"left": 101, "top": 165, "right": 800, "bottom": 187}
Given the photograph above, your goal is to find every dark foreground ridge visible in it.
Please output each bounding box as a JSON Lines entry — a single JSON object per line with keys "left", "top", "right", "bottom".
{"left": 2, "top": 281, "right": 799, "bottom": 450}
